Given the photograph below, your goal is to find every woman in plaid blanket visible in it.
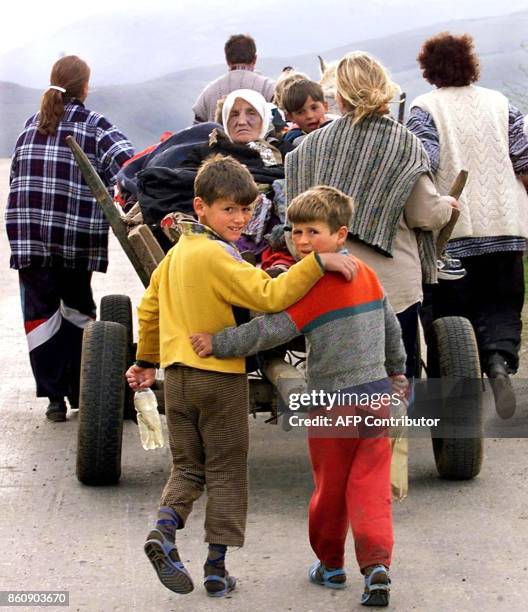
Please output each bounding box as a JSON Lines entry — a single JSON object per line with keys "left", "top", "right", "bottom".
{"left": 5, "top": 55, "right": 134, "bottom": 422}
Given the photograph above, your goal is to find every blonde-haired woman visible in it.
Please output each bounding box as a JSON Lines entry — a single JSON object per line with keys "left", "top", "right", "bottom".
{"left": 5, "top": 55, "right": 134, "bottom": 422}
{"left": 335, "top": 51, "right": 397, "bottom": 121}
{"left": 286, "top": 51, "right": 457, "bottom": 378}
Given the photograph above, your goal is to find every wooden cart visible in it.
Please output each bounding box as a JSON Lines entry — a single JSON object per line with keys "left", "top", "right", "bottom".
{"left": 66, "top": 136, "right": 484, "bottom": 487}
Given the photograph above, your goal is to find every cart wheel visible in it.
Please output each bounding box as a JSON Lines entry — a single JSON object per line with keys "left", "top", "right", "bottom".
{"left": 77, "top": 321, "right": 127, "bottom": 485}
{"left": 429, "top": 316, "right": 483, "bottom": 480}
{"left": 100, "top": 295, "right": 135, "bottom": 420}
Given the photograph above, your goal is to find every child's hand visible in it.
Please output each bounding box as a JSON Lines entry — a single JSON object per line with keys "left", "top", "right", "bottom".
{"left": 125, "top": 364, "right": 156, "bottom": 391}
{"left": 190, "top": 333, "right": 213, "bottom": 357}
{"left": 390, "top": 374, "right": 409, "bottom": 399}
{"left": 318, "top": 252, "right": 358, "bottom": 281}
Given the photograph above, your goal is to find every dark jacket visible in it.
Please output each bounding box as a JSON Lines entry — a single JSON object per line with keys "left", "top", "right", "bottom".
{"left": 117, "top": 122, "right": 218, "bottom": 198}
{"left": 137, "top": 128, "right": 285, "bottom": 227}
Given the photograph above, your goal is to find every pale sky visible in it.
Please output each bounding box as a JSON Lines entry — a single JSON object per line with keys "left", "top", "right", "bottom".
{"left": 0, "top": 0, "right": 146, "bottom": 55}
{"left": 2, "top": 0, "right": 527, "bottom": 58}
{"left": 2, "top": 0, "right": 152, "bottom": 57}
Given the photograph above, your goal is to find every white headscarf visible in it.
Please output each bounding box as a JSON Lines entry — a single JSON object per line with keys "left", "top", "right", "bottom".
{"left": 222, "top": 89, "right": 271, "bottom": 142}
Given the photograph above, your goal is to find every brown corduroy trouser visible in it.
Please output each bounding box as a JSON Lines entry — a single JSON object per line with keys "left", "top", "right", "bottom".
{"left": 161, "top": 365, "right": 249, "bottom": 547}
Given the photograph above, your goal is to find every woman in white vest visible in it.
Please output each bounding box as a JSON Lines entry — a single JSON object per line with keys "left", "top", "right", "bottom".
{"left": 407, "top": 32, "right": 528, "bottom": 418}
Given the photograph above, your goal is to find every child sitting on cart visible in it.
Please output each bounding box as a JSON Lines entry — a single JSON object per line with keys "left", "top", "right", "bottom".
{"left": 125, "top": 155, "right": 357, "bottom": 598}
{"left": 191, "top": 186, "right": 408, "bottom": 607}
{"left": 280, "top": 79, "right": 334, "bottom": 147}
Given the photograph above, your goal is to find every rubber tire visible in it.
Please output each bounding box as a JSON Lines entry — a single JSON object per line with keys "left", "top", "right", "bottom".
{"left": 429, "top": 316, "right": 483, "bottom": 480}
{"left": 100, "top": 295, "right": 135, "bottom": 420}
{"left": 77, "top": 321, "right": 127, "bottom": 485}
{"left": 100, "top": 294, "right": 133, "bottom": 343}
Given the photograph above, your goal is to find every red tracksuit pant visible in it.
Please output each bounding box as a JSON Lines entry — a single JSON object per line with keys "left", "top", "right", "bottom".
{"left": 308, "top": 436, "right": 393, "bottom": 571}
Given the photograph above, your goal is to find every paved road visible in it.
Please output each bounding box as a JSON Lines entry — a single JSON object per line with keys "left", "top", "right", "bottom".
{"left": 1, "top": 158, "right": 528, "bottom": 611}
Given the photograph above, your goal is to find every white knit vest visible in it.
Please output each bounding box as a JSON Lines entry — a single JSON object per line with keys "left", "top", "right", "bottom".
{"left": 411, "top": 86, "right": 528, "bottom": 239}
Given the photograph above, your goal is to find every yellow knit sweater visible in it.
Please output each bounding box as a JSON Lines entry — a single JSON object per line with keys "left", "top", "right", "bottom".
{"left": 136, "top": 224, "right": 324, "bottom": 373}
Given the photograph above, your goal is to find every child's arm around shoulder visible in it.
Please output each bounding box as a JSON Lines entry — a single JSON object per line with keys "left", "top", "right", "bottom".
{"left": 210, "top": 242, "right": 357, "bottom": 313}
{"left": 191, "top": 311, "right": 300, "bottom": 358}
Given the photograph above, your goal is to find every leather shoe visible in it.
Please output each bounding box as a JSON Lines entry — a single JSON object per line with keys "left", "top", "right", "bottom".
{"left": 487, "top": 353, "right": 516, "bottom": 419}
{"left": 45, "top": 400, "right": 67, "bottom": 422}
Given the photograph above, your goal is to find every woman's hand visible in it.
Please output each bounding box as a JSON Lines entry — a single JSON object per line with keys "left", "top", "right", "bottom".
{"left": 318, "top": 252, "right": 358, "bottom": 281}
{"left": 447, "top": 196, "right": 461, "bottom": 210}
{"left": 190, "top": 333, "right": 213, "bottom": 357}
{"left": 125, "top": 365, "right": 156, "bottom": 391}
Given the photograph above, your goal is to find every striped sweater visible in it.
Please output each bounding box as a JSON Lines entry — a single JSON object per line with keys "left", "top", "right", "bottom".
{"left": 285, "top": 113, "right": 438, "bottom": 283}
{"left": 212, "top": 258, "right": 406, "bottom": 393}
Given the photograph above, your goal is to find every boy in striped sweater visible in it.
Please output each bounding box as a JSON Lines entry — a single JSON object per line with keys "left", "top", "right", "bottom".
{"left": 191, "top": 186, "right": 407, "bottom": 607}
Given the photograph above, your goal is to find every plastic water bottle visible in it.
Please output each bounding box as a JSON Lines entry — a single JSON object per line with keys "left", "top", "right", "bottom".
{"left": 134, "top": 389, "right": 164, "bottom": 450}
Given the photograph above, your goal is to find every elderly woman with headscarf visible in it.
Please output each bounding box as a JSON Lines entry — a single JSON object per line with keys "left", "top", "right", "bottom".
{"left": 285, "top": 51, "right": 458, "bottom": 378}
{"left": 180, "top": 89, "right": 291, "bottom": 254}
{"left": 186, "top": 88, "right": 291, "bottom": 171}
{"left": 132, "top": 90, "right": 291, "bottom": 254}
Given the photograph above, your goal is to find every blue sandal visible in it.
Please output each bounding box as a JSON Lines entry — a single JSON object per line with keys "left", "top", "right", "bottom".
{"left": 309, "top": 560, "right": 347, "bottom": 589}
{"left": 204, "top": 572, "right": 237, "bottom": 597}
{"left": 361, "top": 565, "right": 390, "bottom": 607}
{"left": 144, "top": 529, "right": 194, "bottom": 594}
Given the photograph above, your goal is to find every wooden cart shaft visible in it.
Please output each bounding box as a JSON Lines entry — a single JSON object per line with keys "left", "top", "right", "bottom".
{"left": 66, "top": 135, "right": 152, "bottom": 287}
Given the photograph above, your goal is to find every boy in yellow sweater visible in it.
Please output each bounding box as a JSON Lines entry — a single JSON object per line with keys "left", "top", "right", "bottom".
{"left": 125, "top": 155, "right": 356, "bottom": 598}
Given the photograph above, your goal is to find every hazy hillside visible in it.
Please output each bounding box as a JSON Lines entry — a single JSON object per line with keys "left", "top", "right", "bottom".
{"left": 1, "top": 10, "right": 527, "bottom": 157}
